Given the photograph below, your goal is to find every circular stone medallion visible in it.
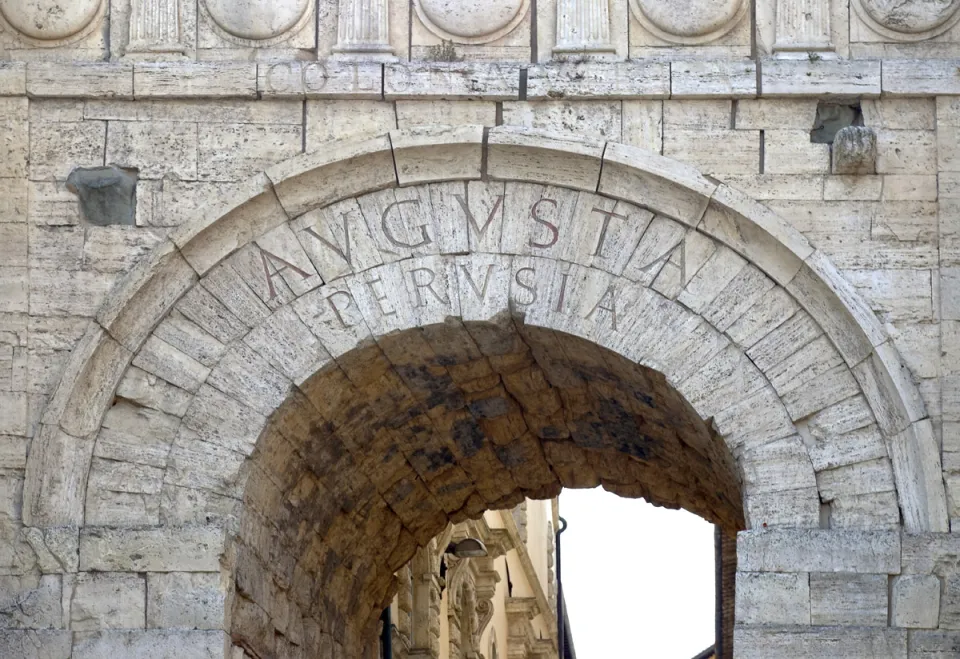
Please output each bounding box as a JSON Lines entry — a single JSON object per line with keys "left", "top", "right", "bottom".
{"left": 203, "top": 0, "right": 310, "bottom": 42}
{"left": 415, "top": 0, "right": 529, "bottom": 43}
{"left": 858, "top": 0, "right": 959, "bottom": 34}
{"left": 0, "top": 0, "right": 102, "bottom": 41}
{"left": 631, "top": 0, "right": 746, "bottom": 43}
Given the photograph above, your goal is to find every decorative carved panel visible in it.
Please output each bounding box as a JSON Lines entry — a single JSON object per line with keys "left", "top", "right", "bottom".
{"left": 0, "top": 0, "right": 104, "bottom": 44}
{"left": 554, "top": 0, "right": 615, "bottom": 54}
{"left": 414, "top": 0, "right": 530, "bottom": 44}
{"left": 852, "top": 0, "right": 960, "bottom": 41}
{"left": 333, "top": 0, "right": 396, "bottom": 59}
{"left": 127, "top": 0, "right": 185, "bottom": 53}
{"left": 629, "top": 0, "right": 747, "bottom": 44}
{"left": 774, "top": 0, "right": 833, "bottom": 51}
{"left": 200, "top": 0, "right": 312, "bottom": 45}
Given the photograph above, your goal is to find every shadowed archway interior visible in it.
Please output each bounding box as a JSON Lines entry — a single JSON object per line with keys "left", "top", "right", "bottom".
{"left": 232, "top": 319, "right": 743, "bottom": 657}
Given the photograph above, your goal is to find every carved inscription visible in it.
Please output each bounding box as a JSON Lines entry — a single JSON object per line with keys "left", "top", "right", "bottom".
{"left": 252, "top": 185, "right": 686, "bottom": 332}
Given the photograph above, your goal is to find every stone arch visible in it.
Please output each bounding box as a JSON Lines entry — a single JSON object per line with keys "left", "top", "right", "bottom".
{"left": 20, "top": 125, "right": 948, "bottom": 654}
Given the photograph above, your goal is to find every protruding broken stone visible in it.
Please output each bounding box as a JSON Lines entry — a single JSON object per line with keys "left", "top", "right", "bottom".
{"left": 66, "top": 166, "right": 138, "bottom": 226}
{"left": 832, "top": 126, "right": 877, "bottom": 175}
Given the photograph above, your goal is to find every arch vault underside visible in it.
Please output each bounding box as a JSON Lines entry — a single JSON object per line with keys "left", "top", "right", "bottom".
{"left": 14, "top": 125, "right": 949, "bottom": 656}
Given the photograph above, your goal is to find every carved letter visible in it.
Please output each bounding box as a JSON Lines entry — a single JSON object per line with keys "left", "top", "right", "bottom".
{"left": 591, "top": 207, "right": 627, "bottom": 258}
{"left": 586, "top": 286, "right": 619, "bottom": 330}
{"left": 513, "top": 268, "right": 538, "bottom": 306}
{"left": 326, "top": 291, "right": 356, "bottom": 329}
{"left": 258, "top": 246, "right": 312, "bottom": 300}
{"left": 302, "top": 213, "right": 354, "bottom": 266}
{"left": 555, "top": 272, "right": 570, "bottom": 313}
{"left": 460, "top": 264, "right": 495, "bottom": 301}
{"left": 382, "top": 200, "right": 432, "bottom": 249}
{"left": 529, "top": 199, "right": 560, "bottom": 249}
{"left": 365, "top": 276, "right": 397, "bottom": 317}
{"left": 409, "top": 268, "right": 449, "bottom": 308}
{"left": 456, "top": 194, "right": 504, "bottom": 242}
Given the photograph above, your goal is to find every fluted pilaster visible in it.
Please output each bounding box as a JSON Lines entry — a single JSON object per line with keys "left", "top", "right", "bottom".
{"left": 554, "top": 0, "right": 615, "bottom": 54}
{"left": 127, "top": 0, "right": 184, "bottom": 53}
{"left": 774, "top": 0, "right": 832, "bottom": 51}
{"left": 333, "top": 0, "right": 396, "bottom": 60}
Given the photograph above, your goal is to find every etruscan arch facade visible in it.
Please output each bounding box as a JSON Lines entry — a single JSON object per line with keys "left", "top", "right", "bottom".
{"left": 3, "top": 1, "right": 960, "bottom": 657}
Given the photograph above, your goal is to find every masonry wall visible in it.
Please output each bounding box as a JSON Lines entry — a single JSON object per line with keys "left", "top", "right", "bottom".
{"left": 1, "top": 0, "right": 960, "bottom": 657}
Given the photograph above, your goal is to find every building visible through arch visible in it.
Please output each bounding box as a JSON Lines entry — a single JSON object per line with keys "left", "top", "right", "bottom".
{"left": 2, "top": 1, "right": 960, "bottom": 656}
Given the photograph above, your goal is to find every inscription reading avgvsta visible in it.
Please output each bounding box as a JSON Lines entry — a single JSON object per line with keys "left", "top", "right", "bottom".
{"left": 251, "top": 188, "right": 687, "bottom": 331}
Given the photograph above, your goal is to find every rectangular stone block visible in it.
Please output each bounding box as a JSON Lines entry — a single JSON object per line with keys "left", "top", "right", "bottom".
{"left": 396, "top": 100, "right": 496, "bottom": 128}
{"left": 106, "top": 121, "right": 198, "bottom": 180}
{"left": 28, "top": 120, "right": 106, "bottom": 180}
{"left": 0, "top": 119, "right": 28, "bottom": 178}
{"left": 0, "top": 630, "right": 71, "bottom": 659}
{"left": 27, "top": 63, "right": 133, "bottom": 99}
{"left": 882, "top": 60, "right": 960, "bottom": 96}
{"left": 0, "top": 62, "right": 26, "bottom": 96}
{"left": 902, "top": 534, "right": 960, "bottom": 574}
{"left": 909, "top": 630, "right": 960, "bottom": 656}
{"left": 736, "top": 99, "right": 819, "bottom": 130}
{"left": 385, "top": 62, "right": 521, "bottom": 100}
{"left": 762, "top": 59, "right": 881, "bottom": 97}
{"left": 70, "top": 573, "right": 146, "bottom": 631}
{"left": 79, "top": 525, "right": 223, "bottom": 572}
{"left": 147, "top": 572, "right": 224, "bottom": 630}
{"left": 809, "top": 573, "right": 887, "bottom": 626}
{"left": 72, "top": 630, "right": 226, "bottom": 659}
{"left": 526, "top": 61, "right": 669, "bottom": 100}
{"left": 738, "top": 529, "right": 901, "bottom": 574}
{"left": 663, "top": 128, "right": 760, "bottom": 176}
{"left": 735, "top": 572, "right": 810, "bottom": 625}
{"left": 671, "top": 60, "right": 757, "bottom": 98}
{"left": 134, "top": 62, "right": 256, "bottom": 98}
{"left": 764, "top": 130, "right": 830, "bottom": 174}
{"left": 893, "top": 575, "right": 940, "bottom": 629}
{"left": 622, "top": 100, "right": 663, "bottom": 153}
{"left": 0, "top": 574, "right": 62, "bottom": 628}
{"left": 259, "top": 60, "right": 382, "bottom": 99}
{"left": 735, "top": 627, "right": 906, "bottom": 659}
{"left": 198, "top": 123, "right": 302, "bottom": 181}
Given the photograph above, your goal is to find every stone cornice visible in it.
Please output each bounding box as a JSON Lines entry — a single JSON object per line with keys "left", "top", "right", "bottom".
{"left": 3, "top": 58, "right": 960, "bottom": 101}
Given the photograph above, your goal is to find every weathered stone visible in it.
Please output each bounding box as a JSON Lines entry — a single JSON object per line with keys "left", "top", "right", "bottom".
{"left": 809, "top": 573, "right": 887, "bottom": 627}
{"left": 70, "top": 573, "right": 146, "bottom": 631}
{"left": 832, "top": 127, "right": 877, "bottom": 176}
{"left": 734, "top": 627, "right": 906, "bottom": 659}
{"left": 735, "top": 572, "right": 810, "bottom": 625}
{"left": 79, "top": 526, "right": 223, "bottom": 572}
{"left": 892, "top": 574, "right": 940, "bottom": 629}
{"left": 737, "top": 529, "right": 901, "bottom": 574}
{"left": 146, "top": 572, "right": 224, "bottom": 630}
{"left": 72, "top": 630, "right": 226, "bottom": 659}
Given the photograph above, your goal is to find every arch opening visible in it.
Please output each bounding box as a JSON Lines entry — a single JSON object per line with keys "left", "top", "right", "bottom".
{"left": 231, "top": 321, "right": 744, "bottom": 657}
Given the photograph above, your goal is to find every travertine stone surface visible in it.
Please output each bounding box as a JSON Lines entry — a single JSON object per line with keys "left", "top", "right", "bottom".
{"left": 2, "top": 2, "right": 960, "bottom": 655}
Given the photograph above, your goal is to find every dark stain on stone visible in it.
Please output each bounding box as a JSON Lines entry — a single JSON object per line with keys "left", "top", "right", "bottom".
{"left": 451, "top": 418, "right": 485, "bottom": 457}
{"left": 66, "top": 165, "right": 138, "bottom": 226}
{"left": 495, "top": 442, "right": 526, "bottom": 468}
{"left": 468, "top": 396, "right": 510, "bottom": 418}
{"left": 409, "top": 446, "right": 455, "bottom": 473}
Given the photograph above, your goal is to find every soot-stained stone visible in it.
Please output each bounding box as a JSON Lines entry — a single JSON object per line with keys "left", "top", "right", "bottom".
{"left": 66, "top": 166, "right": 138, "bottom": 226}
{"left": 810, "top": 102, "right": 863, "bottom": 144}
{"left": 451, "top": 418, "right": 484, "bottom": 457}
